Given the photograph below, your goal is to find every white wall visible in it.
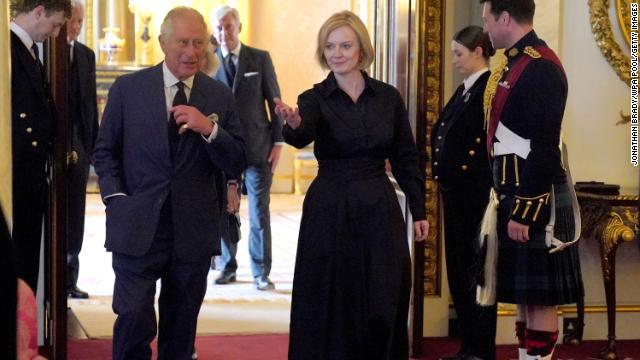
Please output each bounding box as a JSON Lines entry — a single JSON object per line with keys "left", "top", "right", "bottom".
{"left": 562, "top": 2, "right": 637, "bottom": 191}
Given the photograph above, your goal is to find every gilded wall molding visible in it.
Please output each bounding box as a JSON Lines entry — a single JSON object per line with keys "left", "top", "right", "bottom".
{"left": 588, "top": 0, "right": 630, "bottom": 85}
{"left": 0, "top": 1, "right": 11, "bottom": 221}
{"left": 86, "top": 0, "right": 94, "bottom": 51}
{"left": 616, "top": 0, "right": 631, "bottom": 47}
{"left": 417, "top": 0, "right": 443, "bottom": 296}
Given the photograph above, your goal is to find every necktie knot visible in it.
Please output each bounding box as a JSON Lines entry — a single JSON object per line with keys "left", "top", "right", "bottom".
{"left": 175, "top": 81, "right": 185, "bottom": 92}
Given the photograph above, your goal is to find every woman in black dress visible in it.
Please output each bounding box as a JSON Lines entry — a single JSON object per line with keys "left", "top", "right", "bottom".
{"left": 431, "top": 26, "right": 496, "bottom": 360}
{"left": 275, "top": 10, "right": 428, "bottom": 360}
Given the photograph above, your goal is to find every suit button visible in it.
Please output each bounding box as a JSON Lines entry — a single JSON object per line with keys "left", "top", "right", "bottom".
{"left": 437, "top": 136, "right": 442, "bottom": 140}
{"left": 26, "top": 128, "right": 33, "bottom": 133}
{"left": 435, "top": 148, "right": 439, "bottom": 152}
{"left": 20, "top": 113, "right": 27, "bottom": 119}
{"left": 434, "top": 176, "right": 439, "bottom": 180}
{"left": 475, "top": 138, "right": 481, "bottom": 144}
{"left": 461, "top": 165, "right": 468, "bottom": 171}
{"left": 32, "top": 141, "right": 38, "bottom": 147}
{"left": 469, "top": 150, "right": 475, "bottom": 156}
{"left": 434, "top": 162, "right": 438, "bottom": 166}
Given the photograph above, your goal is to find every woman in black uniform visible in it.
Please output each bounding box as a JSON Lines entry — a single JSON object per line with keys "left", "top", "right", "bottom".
{"left": 431, "top": 26, "right": 496, "bottom": 360}
{"left": 275, "top": 10, "right": 428, "bottom": 360}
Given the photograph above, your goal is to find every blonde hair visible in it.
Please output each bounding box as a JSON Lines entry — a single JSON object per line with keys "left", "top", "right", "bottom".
{"left": 316, "top": 10, "right": 374, "bottom": 70}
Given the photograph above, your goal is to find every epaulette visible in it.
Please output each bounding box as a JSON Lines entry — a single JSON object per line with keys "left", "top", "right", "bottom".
{"left": 523, "top": 46, "right": 541, "bottom": 59}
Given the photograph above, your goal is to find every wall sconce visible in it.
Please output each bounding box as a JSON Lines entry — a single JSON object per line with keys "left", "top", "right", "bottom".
{"left": 128, "top": 0, "right": 153, "bottom": 66}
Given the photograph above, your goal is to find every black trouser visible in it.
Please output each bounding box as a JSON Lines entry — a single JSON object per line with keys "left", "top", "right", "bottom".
{"left": 67, "top": 146, "right": 90, "bottom": 289}
{"left": 111, "top": 200, "right": 209, "bottom": 360}
{"left": 13, "top": 172, "right": 47, "bottom": 292}
{"left": 441, "top": 186, "right": 497, "bottom": 360}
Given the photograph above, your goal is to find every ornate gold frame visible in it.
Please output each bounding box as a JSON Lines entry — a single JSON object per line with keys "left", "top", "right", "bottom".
{"left": 419, "top": 0, "right": 443, "bottom": 296}
{"left": 616, "top": 0, "right": 631, "bottom": 47}
{"left": 588, "top": 0, "right": 630, "bottom": 85}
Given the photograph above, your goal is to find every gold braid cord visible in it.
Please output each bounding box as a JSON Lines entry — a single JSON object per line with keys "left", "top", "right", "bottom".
{"left": 483, "top": 54, "right": 508, "bottom": 130}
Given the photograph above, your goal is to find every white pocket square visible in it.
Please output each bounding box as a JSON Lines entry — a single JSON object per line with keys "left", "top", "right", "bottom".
{"left": 244, "top": 72, "right": 259, "bottom": 77}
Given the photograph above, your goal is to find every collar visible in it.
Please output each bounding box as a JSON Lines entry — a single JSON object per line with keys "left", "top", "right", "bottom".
{"left": 463, "top": 68, "right": 489, "bottom": 93}
{"left": 505, "top": 30, "right": 540, "bottom": 62}
{"left": 221, "top": 42, "right": 242, "bottom": 59}
{"left": 69, "top": 40, "right": 75, "bottom": 47}
{"left": 316, "top": 71, "right": 376, "bottom": 98}
{"left": 10, "top": 21, "right": 34, "bottom": 52}
{"left": 162, "top": 62, "right": 194, "bottom": 90}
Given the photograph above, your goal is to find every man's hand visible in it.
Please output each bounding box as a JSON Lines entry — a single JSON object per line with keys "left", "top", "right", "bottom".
{"left": 170, "top": 105, "right": 216, "bottom": 136}
{"left": 507, "top": 220, "right": 529, "bottom": 243}
{"left": 274, "top": 97, "right": 302, "bottom": 129}
{"left": 227, "top": 184, "right": 240, "bottom": 214}
{"left": 414, "top": 220, "right": 429, "bottom": 242}
{"left": 268, "top": 145, "right": 282, "bottom": 173}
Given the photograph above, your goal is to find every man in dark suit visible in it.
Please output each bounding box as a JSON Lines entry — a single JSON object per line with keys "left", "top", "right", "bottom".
{"left": 66, "top": 0, "right": 97, "bottom": 299}
{"left": 10, "top": 0, "right": 71, "bottom": 292}
{"left": 211, "top": 5, "right": 283, "bottom": 290}
{"left": 93, "top": 7, "right": 245, "bottom": 359}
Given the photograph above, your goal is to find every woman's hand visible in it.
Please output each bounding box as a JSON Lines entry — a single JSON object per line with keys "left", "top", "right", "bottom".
{"left": 414, "top": 220, "right": 429, "bottom": 242}
{"left": 274, "top": 97, "right": 302, "bottom": 129}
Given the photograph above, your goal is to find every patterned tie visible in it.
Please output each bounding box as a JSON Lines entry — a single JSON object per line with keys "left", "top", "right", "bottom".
{"left": 226, "top": 53, "right": 236, "bottom": 87}
{"left": 169, "top": 81, "right": 187, "bottom": 160}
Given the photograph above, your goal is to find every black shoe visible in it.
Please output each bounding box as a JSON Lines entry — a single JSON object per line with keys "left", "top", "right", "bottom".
{"left": 254, "top": 275, "right": 275, "bottom": 291}
{"left": 214, "top": 272, "right": 236, "bottom": 285}
{"left": 68, "top": 286, "right": 89, "bottom": 299}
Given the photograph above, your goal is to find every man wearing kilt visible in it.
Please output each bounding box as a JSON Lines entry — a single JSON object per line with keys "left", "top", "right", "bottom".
{"left": 479, "top": 1, "right": 584, "bottom": 359}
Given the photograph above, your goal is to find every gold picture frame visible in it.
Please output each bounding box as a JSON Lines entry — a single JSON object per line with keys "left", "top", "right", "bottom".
{"left": 588, "top": 0, "right": 631, "bottom": 85}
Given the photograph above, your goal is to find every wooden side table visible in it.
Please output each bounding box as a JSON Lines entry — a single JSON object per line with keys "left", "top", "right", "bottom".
{"left": 576, "top": 191, "right": 639, "bottom": 360}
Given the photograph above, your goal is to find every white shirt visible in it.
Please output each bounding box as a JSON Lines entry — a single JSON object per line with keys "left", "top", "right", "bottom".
{"left": 220, "top": 42, "right": 241, "bottom": 67}
{"left": 10, "top": 21, "right": 38, "bottom": 60}
{"left": 463, "top": 68, "right": 489, "bottom": 95}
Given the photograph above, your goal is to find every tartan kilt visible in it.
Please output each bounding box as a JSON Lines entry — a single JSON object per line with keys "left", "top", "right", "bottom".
{"left": 496, "top": 181, "right": 584, "bottom": 305}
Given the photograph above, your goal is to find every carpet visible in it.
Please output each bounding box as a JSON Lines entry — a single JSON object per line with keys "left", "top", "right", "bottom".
{"left": 67, "top": 336, "right": 640, "bottom": 360}
{"left": 70, "top": 296, "right": 291, "bottom": 339}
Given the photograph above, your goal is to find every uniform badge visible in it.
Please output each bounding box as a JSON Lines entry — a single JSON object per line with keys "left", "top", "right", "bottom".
{"left": 523, "top": 46, "right": 541, "bottom": 59}
{"left": 463, "top": 91, "right": 471, "bottom": 103}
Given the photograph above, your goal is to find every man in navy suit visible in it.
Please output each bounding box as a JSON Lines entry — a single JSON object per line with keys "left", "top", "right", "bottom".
{"left": 10, "top": 0, "right": 71, "bottom": 292}
{"left": 93, "top": 7, "right": 245, "bottom": 359}
{"left": 66, "top": 0, "right": 98, "bottom": 299}
{"left": 211, "top": 5, "right": 282, "bottom": 290}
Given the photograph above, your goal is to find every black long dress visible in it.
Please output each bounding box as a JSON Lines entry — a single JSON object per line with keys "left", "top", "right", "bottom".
{"left": 284, "top": 72, "right": 426, "bottom": 360}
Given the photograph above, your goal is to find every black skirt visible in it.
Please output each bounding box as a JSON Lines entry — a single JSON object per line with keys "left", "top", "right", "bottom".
{"left": 496, "top": 181, "right": 584, "bottom": 305}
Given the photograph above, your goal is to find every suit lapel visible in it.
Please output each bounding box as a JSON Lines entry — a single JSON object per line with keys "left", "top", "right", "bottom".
{"left": 74, "top": 44, "right": 88, "bottom": 101}
{"left": 12, "top": 32, "right": 48, "bottom": 106}
{"left": 445, "top": 72, "right": 489, "bottom": 133}
{"left": 189, "top": 73, "right": 208, "bottom": 112}
{"left": 233, "top": 45, "right": 251, "bottom": 93}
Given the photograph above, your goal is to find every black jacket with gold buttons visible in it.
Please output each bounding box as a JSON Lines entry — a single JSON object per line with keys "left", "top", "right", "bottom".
{"left": 490, "top": 31, "right": 568, "bottom": 226}
{"left": 431, "top": 71, "right": 492, "bottom": 191}
{"left": 10, "top": 31, "right": 55, "bottom": 177}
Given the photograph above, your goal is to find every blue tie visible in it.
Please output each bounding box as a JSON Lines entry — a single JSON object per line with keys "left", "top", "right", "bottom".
{"left": 226, "top": 53, "right": 236, "bottom": 87}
